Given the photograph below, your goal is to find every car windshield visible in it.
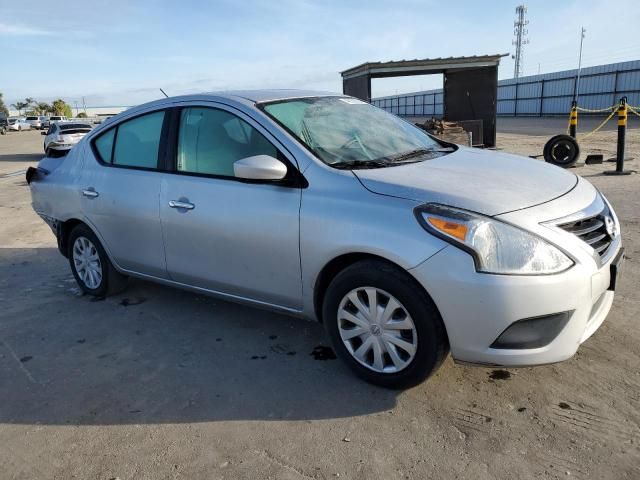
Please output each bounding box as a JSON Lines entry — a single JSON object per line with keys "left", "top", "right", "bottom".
{"left": 261, "top": 96, "right": 450, "bottom": 168}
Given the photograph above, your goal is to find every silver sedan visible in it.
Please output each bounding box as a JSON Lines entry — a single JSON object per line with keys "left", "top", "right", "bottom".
{"left": 28, "top": 90, "right": 623, "bottom": 388}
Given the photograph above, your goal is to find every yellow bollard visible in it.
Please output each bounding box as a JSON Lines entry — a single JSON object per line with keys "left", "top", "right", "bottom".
{"left": 569, "top": 101, "right": 578, "bottom": 138}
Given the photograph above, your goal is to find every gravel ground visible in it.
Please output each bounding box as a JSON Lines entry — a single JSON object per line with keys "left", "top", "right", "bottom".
{"left": 0, "top": 126, "right": 639, "bottom": 480}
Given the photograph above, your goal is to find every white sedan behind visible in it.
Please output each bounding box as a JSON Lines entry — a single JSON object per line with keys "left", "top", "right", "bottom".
{"left": 43, "top": 122, "right": 92, "bottom": 157}
{"left": 8, "top": 118, "right": 32, "bottom": 131}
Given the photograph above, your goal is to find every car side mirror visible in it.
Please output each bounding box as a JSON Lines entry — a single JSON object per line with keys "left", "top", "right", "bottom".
{"left": 41, "top": 131, "right": 47, "bottom": 135}
{"left": 234, "top": 155, "right": 287, "bottom": 181}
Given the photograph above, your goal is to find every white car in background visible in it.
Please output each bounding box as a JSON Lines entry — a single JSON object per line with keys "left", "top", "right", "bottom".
{"left": 8, "top": 118, "right": 32, "bottom": 131}
{"left": 42, "top": 122, "right": 92, "bottom": 157}
{"left": 25, "top": 116, "right": 44, "bottom": 129}
{"left": 49, "top": 115, "right": 68, "bottom": 124}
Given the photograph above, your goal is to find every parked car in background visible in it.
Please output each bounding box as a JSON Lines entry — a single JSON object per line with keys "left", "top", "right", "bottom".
{"left": 0, "top": 115, "right": 7, "bottom": 135}
{"left": 49, "top": 115, "right": 68, "bottom": 123}
{"left": 93, "top": 116, "right": 112, "bottom": 125}
{"left": 26, "top": 116, "right": 40, "bottom": 129}
{"left": 26, "top": 115, "right": 46, "bottom": 129}
{"left": 42, "top": 122, "right": 92, "bottom": 156}
{"left": 8, "top": 118, "right": 31, "bottom": 131}
{"left": 40, "top": 116, "right": 51, "bottom": 130}
{"left": 27, "top": 90, "right": 623, "bottom": 389}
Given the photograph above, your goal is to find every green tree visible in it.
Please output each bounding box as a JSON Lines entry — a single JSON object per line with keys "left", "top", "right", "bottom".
{"left": 0, "top": 93, "right": 9, "bottom": 116}
{"left": 77, "top": 112, "right": 88, "bottom": 118}
{"left": 35, "top": 102, "right": 51, "bottom": 115}
{"left": 11, "top": 101, "right": 29, "bottom": 115}
{"left": 51, "top": 99, "right": 73, "bottom": 117}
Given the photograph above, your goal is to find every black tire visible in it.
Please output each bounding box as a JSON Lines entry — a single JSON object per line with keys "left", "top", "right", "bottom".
{"left": 0, "top": 127, "right": 6, "bottom": 135}
{"left": 67, "top": 224, "right": 128, "bottom": 297}
{"left": 322, "top": 259, "right": 449, "bottom": 389}
{"left": 543, "top": 134, "right": 580, "bottom": 167}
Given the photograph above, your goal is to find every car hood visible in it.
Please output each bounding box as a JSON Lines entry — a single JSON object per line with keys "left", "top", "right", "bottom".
{"left": 352, "top": 147, "right": 578, "bottom": 216}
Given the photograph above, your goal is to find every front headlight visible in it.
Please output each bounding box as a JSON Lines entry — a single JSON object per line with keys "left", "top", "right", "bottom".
{"left": 416, "top": 204, "right": 574, "bottom": 275}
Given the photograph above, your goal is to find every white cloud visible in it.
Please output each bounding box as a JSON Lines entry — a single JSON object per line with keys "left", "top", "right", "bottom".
{"left": 0, "top": 22, "right": 54, "bottom": 36}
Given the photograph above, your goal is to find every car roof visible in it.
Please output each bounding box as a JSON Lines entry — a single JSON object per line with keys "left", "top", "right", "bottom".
{"left": 125, "top": 89, "right": 342, "bottom": 114}
{"left": 208, "top": 89, "right": 341, "bottom": 103}
{"left": 89, "top": 89, "right": 345, "bottom": 136}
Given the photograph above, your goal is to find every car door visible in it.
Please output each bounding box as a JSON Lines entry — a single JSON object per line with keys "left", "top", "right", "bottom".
{"left": 80, "top": 109, "right": 169, "bottom": 278}
{"left": 159, "top": 104, "right": 303, "bottom": 309}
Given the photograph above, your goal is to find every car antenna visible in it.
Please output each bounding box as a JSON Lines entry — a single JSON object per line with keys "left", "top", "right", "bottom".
{"left": 159, "top": 88, "right": 169, "bottom": 98}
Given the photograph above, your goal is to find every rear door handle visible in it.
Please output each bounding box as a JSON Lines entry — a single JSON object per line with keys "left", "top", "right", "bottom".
{"left": 82, "top": 188, "right": 99, "bottom": 198}
{"left": 168, "top": 200, "right": 195, "bottom": 210}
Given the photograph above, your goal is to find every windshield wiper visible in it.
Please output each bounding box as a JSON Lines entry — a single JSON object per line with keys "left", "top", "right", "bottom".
{"left": 330, "top": 159, "right": 390, "bottom": 170}
{"left": 385, "top": 147, "right": 454, "bottom": 163}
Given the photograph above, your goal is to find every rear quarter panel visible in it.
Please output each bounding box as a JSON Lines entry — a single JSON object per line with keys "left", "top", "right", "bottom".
{"left": 30, "top": 141, "right": 87, "bottom": 224}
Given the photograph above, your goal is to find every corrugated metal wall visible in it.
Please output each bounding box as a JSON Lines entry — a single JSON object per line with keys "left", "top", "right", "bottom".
{"left": 371, "top": 60, "right": 640, "bottom": 116}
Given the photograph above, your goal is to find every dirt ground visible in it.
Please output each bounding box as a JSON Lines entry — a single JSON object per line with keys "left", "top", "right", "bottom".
{"left": 0, "top": 125, "right": 639, "bottom": 480}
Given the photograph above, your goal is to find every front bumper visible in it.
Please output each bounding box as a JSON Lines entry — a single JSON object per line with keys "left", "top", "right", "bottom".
{"left": 410, "top": 240, "right": 620, "bottom": 367}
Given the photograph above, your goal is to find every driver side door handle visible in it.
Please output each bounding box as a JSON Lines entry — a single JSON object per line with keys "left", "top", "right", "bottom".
{"left": 82, "top": 188, "right": 99, "bottom": 198}
{"left": 168, "top": 200, "right": 195, "bottom": 210}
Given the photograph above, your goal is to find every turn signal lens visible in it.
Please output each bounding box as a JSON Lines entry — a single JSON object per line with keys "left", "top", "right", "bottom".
{"left": 427, "top": 217, "right": 468, "bottom": 241}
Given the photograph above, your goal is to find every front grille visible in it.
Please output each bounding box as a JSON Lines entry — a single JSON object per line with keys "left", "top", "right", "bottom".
{"left": 558, "top": 206, "right": 613, "bottom": 257}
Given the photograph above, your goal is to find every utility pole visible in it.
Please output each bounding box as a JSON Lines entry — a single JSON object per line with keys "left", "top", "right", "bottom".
{"left": 74, "top": 101, "right": 79, "bottom": 117}
{"left": 574, "top": 27, "right": 586, "bottom": 103}
{"left": 512, "top": 5, "right": 529, "bottom": 78}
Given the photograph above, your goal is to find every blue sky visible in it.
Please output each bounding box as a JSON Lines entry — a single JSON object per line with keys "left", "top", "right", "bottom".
{"left": 2, "top": 0, "right": 639, "bottom": 107}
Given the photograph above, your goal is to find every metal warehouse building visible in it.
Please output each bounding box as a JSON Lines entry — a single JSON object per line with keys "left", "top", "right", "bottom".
{"left": 372, "top": 60, "right": 640, "bottom": 117}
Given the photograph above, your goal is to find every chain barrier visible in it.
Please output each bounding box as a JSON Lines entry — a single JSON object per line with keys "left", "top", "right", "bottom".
{"left": 579, "top": 109, "right": 618, "bottom": 140}
{"left": 565, "top": 101, "right": 621, "bottom": 139}
{"left": 576, "top": 105, "right": 617, "bottom": 113}
{"left": 627, "top": 104, "right": 640, "bottom": 117}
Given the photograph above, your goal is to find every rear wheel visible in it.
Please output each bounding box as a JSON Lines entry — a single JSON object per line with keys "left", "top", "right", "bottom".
{"left": 323, "top": 260, "right": 449, "bottom": 389}
{"left": 68, "top": 224, "right": 128, "bottom": 297}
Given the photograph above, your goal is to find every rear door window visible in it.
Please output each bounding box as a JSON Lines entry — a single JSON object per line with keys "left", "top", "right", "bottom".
{"left": 94, "top": 128, "right": 115, "bottom": 163}
{"left": 93, "top": 111, "right": 165, "bottom": 169}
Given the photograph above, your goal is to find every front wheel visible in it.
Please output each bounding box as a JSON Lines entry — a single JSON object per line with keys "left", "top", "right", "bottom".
{"left": 323, "top": 260, "right": 449, "bottom": 389}
{"left": 68, "top": 224, "right": 128, "bottom": 296}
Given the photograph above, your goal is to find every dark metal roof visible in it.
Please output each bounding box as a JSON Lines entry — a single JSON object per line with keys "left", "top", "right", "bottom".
{"left": 341, "top": 54, "right": 509, "bottom": 79}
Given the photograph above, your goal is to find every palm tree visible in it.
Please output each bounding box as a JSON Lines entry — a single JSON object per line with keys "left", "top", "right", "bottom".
{"left": 11, "top": 101, "right": 28, "bottom": 115}
{"left": 36, "top": 102, "right": 51, "bottom": 115}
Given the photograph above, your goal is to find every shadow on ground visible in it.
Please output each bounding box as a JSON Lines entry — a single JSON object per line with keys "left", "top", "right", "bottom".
{"left": 0, "top": 153, "right": 43, "bottom": 163}
{"left": 0, "top": 248, "right": 399, "bottom": 425}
